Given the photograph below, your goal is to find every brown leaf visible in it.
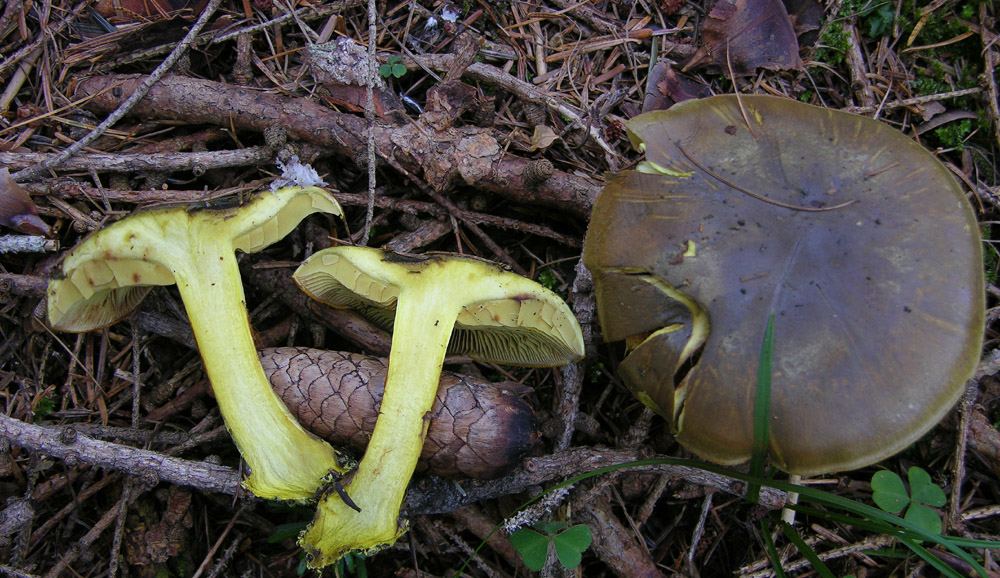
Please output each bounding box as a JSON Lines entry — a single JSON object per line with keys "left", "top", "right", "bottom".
{"left": 529, "top": 125, "right": 561, "bottom": 151}
{"left": 0, "top": 169, "right": 51, "bottom": 237}
{"left": 685, "top": 0, "right": 802, "bottom": 76}
{"left": 643, "top": 60, "right": 712, "bottom": 113}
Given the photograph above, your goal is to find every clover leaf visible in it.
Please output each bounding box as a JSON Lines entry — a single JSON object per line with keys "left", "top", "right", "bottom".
{"left": 510, "top": 522, "right": 592, "bottom": 571}
{"left": 871, "top": 466, "right": 946, "bottom": 535}
{"left": 378, "top": 55, "right": 407, "bottom": 79}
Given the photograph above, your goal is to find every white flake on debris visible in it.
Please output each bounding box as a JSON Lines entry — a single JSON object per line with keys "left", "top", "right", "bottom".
{"left": 270, "top": 156, "right": 326, "bottom": 191}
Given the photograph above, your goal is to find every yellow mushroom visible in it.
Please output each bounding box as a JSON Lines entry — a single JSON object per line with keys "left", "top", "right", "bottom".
{"left": 47, "top": 186, "right": 348, "bottom": 500}
{"left": 292, "top": 247, "right": 585, "bottom": 566}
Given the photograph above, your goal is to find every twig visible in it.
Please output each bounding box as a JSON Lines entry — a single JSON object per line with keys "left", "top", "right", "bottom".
{"left": 42, "top": 484, "right": 141, "bottom": 578}
{"left": 209, "top": 0, "right": 364, "bottom": 45}
{"left": 950, "top": 383, "right": 979, "bottom": 530}
{"left": 405, "top": 54, "right": 617, "bottom": 157}
{"left": 39, "top": 182, "right": 581, "bottom": 246}
{"left": 0, "top": 414, "right": 241, "bottom": 495}
{"left": 554, "top": 260, "right": 594, "bottom": 451}
{"left": 0, "top": 236, "right": 58, "bottom": 254}
{"left": 73, "top": 74, "right": 601, "bottom": 219}
{"left": 360, "top": 0, "right": 377, "bottom": 247}
{"left": 11, "top": 0, "right": 225, "bottom": 182}
{"left": 842, "top": 87, "right": 985, "bottom": 115}
{"left": 0, "top": 147, "right": 273, "bottom": 174}
{"left": 405, "top": 447, "right": 788, "bottom": 516}
{"left": 980, "top": 4, "right": 1000, "bottom": 151}
{"left": 382, "top": 155, "right": 527, "bottom": 274}
{"left": 190, "top": 509, "right": 244, "bottom": 578}
{"left": 0, "top": 565, "right": 40, "bottom": 578}
{"left": 106, "top": 481, "right": 137, "bottom": 578}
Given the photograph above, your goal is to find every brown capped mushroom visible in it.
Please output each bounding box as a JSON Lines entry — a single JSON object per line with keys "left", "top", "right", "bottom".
{"left": 584, "top": 94, "right": 984, "bottom": 475}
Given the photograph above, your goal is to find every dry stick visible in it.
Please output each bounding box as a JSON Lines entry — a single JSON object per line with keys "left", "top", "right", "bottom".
{"left": 11, "top": 0, "right": 224, "bottom": 183}
{"left": 575, "top": 494, "right": 667, "bottom": 578}
{"left": 0, "top": 0, "right": 24, "bottom": 44}
{"left": 949, "top": 383, "right": 977, "bottom": 531}
{"left": 0, "top": 414, "right": 241, "bottom": 495}
{"left": 981, "top": 4, "right": 1000, "bottom": 152}
{"left": 844, "top": 24, "right": 876, "bottom": 111}
{"left": 0, "top": 48, "right": 42, "bottom": 113}
{"left": 739, "top": 534, "right": 895, "bottom": 578}
{"left": 407, "top": 54, "right": 617, "bottom": 158}
{"left": 190, "top": 508, "right": 244, "bottom": 578}
{"left": 28, "top": 474, "right": 121, "bottom": 549}
{"left": 0, "top": 148, "right": 273, "bottom": 173}
{"left": 203, "top": 532, "right": 244, "bottom": 578}
{"left": 382, "top": 155, "right": 527, "bottom": 275}
{"left": 554, "top": 259, "right": 595, "bottom": 452}
{"left": 843, "top": 87, "right": 984, "bottom": 115}
{"left": 210, "top": 0, "right": 364, "bottom": 45}
{"left": 37, "top": 180, "right": 580, "bottom": 246}
{"left": 686, "top": 492, "right": 714, "bottom": 574}
{"left": 0, "top": 236, "right": 58, "bottom": 254}
{"left": 42, "top": 485, "right": 141, "bottom": 578}
{"left": 74, "top": 75, "right": 599, "bottom": 218}
{"left": 0, "top": 565, "right": 39, "bottom": 578}
{"left": 106, "top": 481, "right": 136, "bottom": 578}
{"left": 360, "top": 0, "right": 377, "bottom": 247}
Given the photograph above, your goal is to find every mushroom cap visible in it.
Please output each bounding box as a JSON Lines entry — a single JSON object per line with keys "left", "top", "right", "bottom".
{"left": 584, "top": 95, "right": 984, "bottom": 475}
{"left": 48, "top": 186, "right": 342, "bottom": 332}
{"left": 293, "top": 247, "right": 585, "bottom": 367}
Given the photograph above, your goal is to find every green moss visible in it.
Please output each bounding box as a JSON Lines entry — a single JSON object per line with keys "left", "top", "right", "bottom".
{"left": 933, "top": 119, "right": 973, "bottom": 151}
{"left": 814, "top": 23, "right": 849, "bottom": 67}
{"left": 34, "top": 395, "right": 55, "bottom": 418}
{"left": 537, "top": 269, "right": 559, "bottom": 291}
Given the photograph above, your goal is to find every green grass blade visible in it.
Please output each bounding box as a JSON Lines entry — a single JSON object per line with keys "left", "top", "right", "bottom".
{"left": 760, "top": 519, "right": 788, "bottom": 578}
{"left": 897, "top": 535, "right": 964, "bottom": 578}
{"left": 779, "top": 521, "right": 836, "bottom": 578}
{"left": 749, "top": 312, "right": 775, "bottom": 503}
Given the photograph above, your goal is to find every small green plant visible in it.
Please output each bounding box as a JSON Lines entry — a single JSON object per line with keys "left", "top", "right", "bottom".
{"left": 33, "top": 395, "right": 55, "bottom": 419}
{"left": 334, "top": 552, "right": 368, "bottom": 578}
{"left": 813, "top": 23, "right": 849, "bottom": 67}
{"left": 871, "top": 466, "right": 947, "bottom": 534}
{"left": 862, "top": 2, "right": 895, "bottom": 37}
{"left": 378, "top": 56, "right": 406, "bottom": 79}
{"left": 537, "top": 269, "right": 559, "bottom": 292}
{"left": 509, "top": 521, "right": 592, "bottom": 571}
{"left": 933, "top": 119, "right": 974, "bottom": 151}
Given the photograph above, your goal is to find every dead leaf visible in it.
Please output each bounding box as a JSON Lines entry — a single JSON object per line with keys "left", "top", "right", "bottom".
{"left": 529, "top": 125, "right": 560, "bottom": 151}
{"left": 685, "top": 0, "right": 802, "bottom": 76}
{"left": 0, "top": 169, "right": 51, "bottom": 237}
{"left": 783, "top": 0, "right": 825, "bottom": 47}
{"left": 643, "top": 60, "right": 712, "bottom": 112}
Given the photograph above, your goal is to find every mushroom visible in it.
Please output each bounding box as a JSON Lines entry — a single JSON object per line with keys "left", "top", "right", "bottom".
{"left": 292, "top": 247, "right": 585, "bottom": 565}
{"left": 583, "top": 95, "right": 984, "bottom": 476}
{"left": 47, "top": 186, "right": 348, "bottom": 499}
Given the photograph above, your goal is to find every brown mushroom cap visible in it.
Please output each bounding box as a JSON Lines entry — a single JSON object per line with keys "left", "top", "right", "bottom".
{"left": 584, "top": 95, "right": 984, "bottom": 475}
